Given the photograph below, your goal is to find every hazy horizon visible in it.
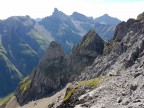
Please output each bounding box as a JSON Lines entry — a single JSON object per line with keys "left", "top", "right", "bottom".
{"left": 0, "top": 0, "right": 143, "bottom": 21}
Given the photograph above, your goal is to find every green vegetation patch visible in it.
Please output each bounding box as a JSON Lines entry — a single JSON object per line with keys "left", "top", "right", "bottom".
{"left": 64, "top": 76, "right": 106, "bottom": 101}
{"left": 0, "top": 44, "right": 7, "bottom": 55}
{"left": 137, "top": 12, "right": 144, "bottom": 21}
{"left": 64, "top": 87, "right": 75, "bottom": 102}
{"left": 19, "top": 76, "right": 31, "bottom": 95}
{"left": 20, "top": 44, "right": 37, "bottom": 57}
{"left": 0, "top": 93, "right": 13, "bottom": 107}
{"left": 0, "top": 53, "right": 22, "bottom": 79}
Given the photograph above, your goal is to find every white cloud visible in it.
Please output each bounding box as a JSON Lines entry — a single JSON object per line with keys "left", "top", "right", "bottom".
{"left": 0, "top": 0, "right": 143, "bottom": 21}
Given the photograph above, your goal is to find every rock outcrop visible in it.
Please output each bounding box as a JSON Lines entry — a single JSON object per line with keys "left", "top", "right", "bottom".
{"left": 15, "top": 41, "right": 68, "bottom": 105}
{"left": 69, "top": 30, "right": 104, "bottom": 81}
{"left": 113, "top": 18, "right": 135, "bottom": 42}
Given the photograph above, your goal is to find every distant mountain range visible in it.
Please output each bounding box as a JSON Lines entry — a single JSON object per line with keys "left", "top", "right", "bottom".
{"left": 0, "top": 8, "right": 121, "bottom": 97}
{"left": 39, "top": 8, "right": 121, "bottom": 53}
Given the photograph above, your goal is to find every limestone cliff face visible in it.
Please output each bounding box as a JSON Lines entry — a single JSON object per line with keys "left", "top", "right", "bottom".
{"left": 31, "top": 41, "right": 68, "bottom": 97}
{"left": 15, "top": 30, "right": 105, "bottom": 105}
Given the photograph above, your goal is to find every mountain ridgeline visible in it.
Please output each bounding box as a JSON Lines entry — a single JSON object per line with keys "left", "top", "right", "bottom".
{"left": 13, "top": 12, "right": 144, "bottom": 108}
{"left": 40, "top": 8, "right": 120, "bottom": 53}
{"left": 0, "top": 8, "right": 120, "bottom": 97}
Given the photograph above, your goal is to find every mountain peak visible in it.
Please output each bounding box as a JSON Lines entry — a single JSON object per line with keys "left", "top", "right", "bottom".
{"left": 73, "top": 29, "right": 104, "bottom": 57}
{"left": 53, "top": 8, "right": 59, "bottom": 13}
{"left": 52, "top": 8, "right": 60, "bottom": 16}
{"left": 15, "top": 41, "right": 67, "bottom": 105}
{"left": 52, "top": 8, "right": 67, "bottom": 20}
{"left": 103, "top": 13, "right": 109, "bottom": 17}
{"left": 101, "top": 14, "right": 113, "bottom": 18}
{"left": 72, "top": 12, "right": 84, "bottom": 16}
{"left": 95, "top": 14, "right": 121, "bottom": 25}
{"left": 71, "top": 12, "right": 93, "bottom": 23}
{"left": 40, "top": 41, "right": 65, "bottom": 62}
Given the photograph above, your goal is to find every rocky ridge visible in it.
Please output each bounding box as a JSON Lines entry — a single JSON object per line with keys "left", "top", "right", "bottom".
{"left": 56, "top": 13, "right": 144, "bottom": 108}
{"left": 69, "top": 30, "right": 104, "bottom": 81}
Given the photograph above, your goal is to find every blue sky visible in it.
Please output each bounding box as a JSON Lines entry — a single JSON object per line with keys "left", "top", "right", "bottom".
{"left": 0, "top": 0, "right": 143, "bottom": 21}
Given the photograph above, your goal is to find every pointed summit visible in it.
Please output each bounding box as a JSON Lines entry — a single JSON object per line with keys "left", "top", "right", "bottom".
{"left": 103, "top": 14, "right": 109, "bottom": 17}
{"left": 52, "top": 8, "right": 67, "bottom": 20}
{"left": 40, "top": 41, "right": 65, "bottom": 64}
{"left": 54, "top": 8, "right": 59, "bottom": 12}
{"left": 69, "top": 30, "right": 104, "bottom": 80}
{"left": 73, "top": 29, "right": 104, "bottom": 59}
{"left": 52, "top": 8, "right": 65, "bottom": 19}
{"left": 53, "top": 8, "right": 59, "bottom": 15}
{"left": 52, "top": 8, "right": 60, "bottom": 16}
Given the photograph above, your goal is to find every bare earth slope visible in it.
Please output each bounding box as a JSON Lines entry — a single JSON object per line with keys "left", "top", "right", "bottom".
{"left": 5, "top": 84, "right": 71, "bottom": 108}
